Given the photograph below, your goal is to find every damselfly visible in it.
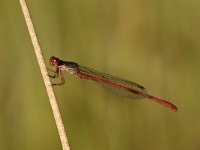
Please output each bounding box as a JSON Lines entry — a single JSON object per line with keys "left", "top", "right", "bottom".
{"left": 48, "top": 56, "right": 177, "bottom": 112}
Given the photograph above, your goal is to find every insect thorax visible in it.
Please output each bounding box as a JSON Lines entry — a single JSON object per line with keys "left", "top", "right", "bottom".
{"left": 60, "top": 62, "right": 79, "bottom": 74}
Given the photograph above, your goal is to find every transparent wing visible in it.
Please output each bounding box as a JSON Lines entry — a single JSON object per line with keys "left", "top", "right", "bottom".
{"left": 78, "top": 65, "right": 147, "bottom": 99}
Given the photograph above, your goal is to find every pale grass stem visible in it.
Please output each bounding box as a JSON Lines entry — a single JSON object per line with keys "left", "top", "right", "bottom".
{"left": 19, "top": 0, "right": 70, "bottom": 150}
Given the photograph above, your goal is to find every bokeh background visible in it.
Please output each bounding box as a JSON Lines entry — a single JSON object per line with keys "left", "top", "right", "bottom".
{"left": 1, "top": 0, "right": 200, "bottom": 150}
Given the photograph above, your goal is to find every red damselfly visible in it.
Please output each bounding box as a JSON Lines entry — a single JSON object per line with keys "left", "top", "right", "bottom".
{"left": 48, "top": 56, "right": 177, "bottom": 112}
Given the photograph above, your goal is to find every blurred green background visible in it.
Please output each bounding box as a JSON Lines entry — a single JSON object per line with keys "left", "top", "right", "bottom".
{"left": 1, "top": 0, "right": 200, "bottom": 150}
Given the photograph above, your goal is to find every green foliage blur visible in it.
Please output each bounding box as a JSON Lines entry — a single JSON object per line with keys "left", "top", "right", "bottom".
{"left": 0, "top": 0, "right": 200, "bottom": 150}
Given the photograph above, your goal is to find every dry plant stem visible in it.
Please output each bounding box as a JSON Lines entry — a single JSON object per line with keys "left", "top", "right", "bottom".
{"left": 19, "top": 0, "right": 70, "bottom": 150}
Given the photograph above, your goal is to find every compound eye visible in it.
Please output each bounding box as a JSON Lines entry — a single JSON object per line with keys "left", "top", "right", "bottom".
{"left": 50, "top": 56, "right": 59, "bottom": 65}
{"left": 53, "top": 59, "right": 56, "bottom": 63}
